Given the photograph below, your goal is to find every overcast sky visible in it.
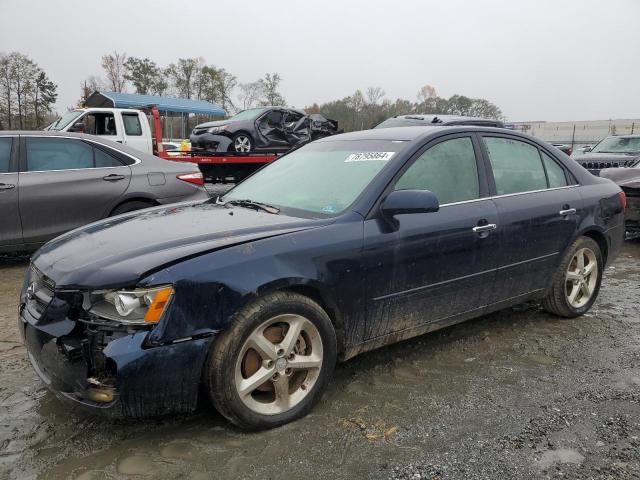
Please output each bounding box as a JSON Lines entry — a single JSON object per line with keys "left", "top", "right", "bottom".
{"left": 1, "top": 0, "right": 638, "bottom": 121}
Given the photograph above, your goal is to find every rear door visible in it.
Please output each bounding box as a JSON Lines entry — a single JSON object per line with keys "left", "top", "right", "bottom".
{"left": 479, "top": 134, "right": 582, "bottom": 302}
{"left": 19, "top": 136, "right": 132, "bottom": 245}
{"left": 363, "top": 134, "right": 499, "bottom": 339}
{"left": 0, "top": 136, "right": 22, "bottom": 247}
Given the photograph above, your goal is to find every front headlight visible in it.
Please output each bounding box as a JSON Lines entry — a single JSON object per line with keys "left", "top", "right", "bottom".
{"left": 207, "top": 125, "right": 227, "bottom": 134}
{"left": 88, "top": 286, "right": 174, "bottom": 325}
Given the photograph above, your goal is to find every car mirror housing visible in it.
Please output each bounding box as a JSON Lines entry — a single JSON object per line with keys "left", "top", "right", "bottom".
{"left": 380, "top": 190, "right": 440, "bottom": 217}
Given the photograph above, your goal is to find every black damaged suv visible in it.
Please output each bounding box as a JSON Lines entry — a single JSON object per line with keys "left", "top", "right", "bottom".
{"left": 190, "top": 107, "right": 338, "bottom": 153}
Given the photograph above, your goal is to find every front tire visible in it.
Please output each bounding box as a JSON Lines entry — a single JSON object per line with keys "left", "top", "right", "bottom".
{"left": 231, "top": 133, "right": 253, "bottom": 153}
{"left": 542, "top": 236, "right": 603, "bottom": 317}
{"left": 204, "top": 291, "right": 337, "bottom": 430}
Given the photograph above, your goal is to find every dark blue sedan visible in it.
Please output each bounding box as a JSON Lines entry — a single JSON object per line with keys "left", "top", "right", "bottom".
{"left": 19, "top": 126, "right": 626, "bottom": 429}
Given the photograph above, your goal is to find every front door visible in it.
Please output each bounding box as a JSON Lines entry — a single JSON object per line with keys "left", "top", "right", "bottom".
{"left": 479, "top": 135, "right": 582, "bottom": 301}
{"left": 19, "top": 136, "right": 131, "bottom": 245}
{"left": 256, "top": 110, "right": 288, "bottom": 149}
{"left": 363, "top": 134, "right": 499, "bottom": 340}
{"left": 0, "top": 137, "right": 22, "bottom": 247}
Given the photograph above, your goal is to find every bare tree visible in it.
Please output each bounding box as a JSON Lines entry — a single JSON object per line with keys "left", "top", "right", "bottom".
{"left": 237, "top": 81, "right": 264, "bottom": 110}
{"left": 366, "top": 86, "right": 385, "bottom": 105}
{"left": 101, "top": 51, "right": 127, "bottom": 92}
{"left": 259, "top": 73, "right": 285, "bottom": 106}
{"left": 166, "top": 57, "right": 204, "bottom": 98}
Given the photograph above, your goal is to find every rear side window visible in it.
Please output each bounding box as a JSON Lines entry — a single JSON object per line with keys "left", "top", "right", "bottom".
{"left": 26, "top": 137, "right": 93, "bottom": 171}
{"left": 484, "top": 137, "right": 547, "bottom": 195}
{"left": 0, "top": 137, "right": 12, "bottom": 173}
{"left": 541, "top": 151, "right": 568, "bottom": 188}
{"left": 94, "top": 146, "right": 124, "bottom": 167}
{"left": 395, "top": 137, "right": 479, "bottom": 205}
{"left": 122, "top": 114, "right": 142, "bottom": 136}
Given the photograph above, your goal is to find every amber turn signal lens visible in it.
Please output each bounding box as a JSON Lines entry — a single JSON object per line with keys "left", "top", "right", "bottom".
{"left": 144, "top": 287, "right": 174, "bottom": 323}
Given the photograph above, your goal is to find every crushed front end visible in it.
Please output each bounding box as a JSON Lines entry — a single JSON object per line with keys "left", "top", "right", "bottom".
{"left": 18, "top": 265, "right": 213, "bottom": 417}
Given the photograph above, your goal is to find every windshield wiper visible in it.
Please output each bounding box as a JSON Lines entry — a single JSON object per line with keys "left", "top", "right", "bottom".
{"left": 221, "top": 198, "right": 280, "bottom": 214}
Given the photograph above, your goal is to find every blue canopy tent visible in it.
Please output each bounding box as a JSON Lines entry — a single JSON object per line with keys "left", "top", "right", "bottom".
{"left": 85, "top": 91, "right": 226, "bottom": 138}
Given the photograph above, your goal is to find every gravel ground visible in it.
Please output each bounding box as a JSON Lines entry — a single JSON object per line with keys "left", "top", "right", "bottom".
{"left": 0, "top": 217, "right": 638, "bottom": 479}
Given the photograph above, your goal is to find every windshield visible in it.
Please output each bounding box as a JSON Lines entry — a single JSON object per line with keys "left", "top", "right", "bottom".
{"left": 592, "top": 136, "right": 640, "bottom": 154}
{"left": 223, "top": 139, "right": 408, "bottom": 216}
{"left": 229, "top": 108, "right": 268, "bottom": 122}
{"left": 46, "top": 110, "right": 84, "bottom": 131}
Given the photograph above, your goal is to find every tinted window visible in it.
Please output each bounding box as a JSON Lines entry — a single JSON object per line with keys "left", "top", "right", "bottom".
{"left": 26, "top": 137, "right": 93, "bottom": 171}
{"left": 94, "top": 147, "right": 124, "bottom": 167}
{"left": 123, "top": 114, "right": 142, "bottom": 136}
{"left": 541, "top": 152, "right": 568, "bottom": 188}
{"left": 484, "top": 137, "right": 547, "bottom": 195}
{"left": 0, "top": 138, "right": 12, "bottom": 173}
{"left": 395, "top": 137, "right": 479, "bottom": 205}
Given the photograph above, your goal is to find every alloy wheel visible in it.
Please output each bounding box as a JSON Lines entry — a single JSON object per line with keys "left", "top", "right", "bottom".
{"left": 565, "top": 247, "right": 598, "bottom": 308}
{"left": 235, "top": 314, "right": 323, "bottom": 415}
{"left": 234, "top": 135, "right": 251, "bottom": 152}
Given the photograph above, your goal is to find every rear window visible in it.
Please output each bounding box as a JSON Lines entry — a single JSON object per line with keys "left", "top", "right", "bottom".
{"left": 122, "top": 114, "right": 142, "bottom": 135}
{"left": 26, "top": 137, "right": 93, "bottom": 171}
{"left": 0, "top": 137, "right": 12, "bottom": 173}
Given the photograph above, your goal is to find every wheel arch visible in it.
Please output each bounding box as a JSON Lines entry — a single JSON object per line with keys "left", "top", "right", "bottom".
{"left": 580, "top": 228, "right": 609, "bottom": 265}
{"left": 108, "top": 196, "right": 158, "bottom": 216}
{"left": 254, "top": 279, "right": 346, "bottom": 356}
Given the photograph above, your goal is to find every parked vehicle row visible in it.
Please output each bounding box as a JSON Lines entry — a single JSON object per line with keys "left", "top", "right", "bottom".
{"left": 20, "top": 125, "right": 625, "bottom": 430}
{"left": 0, "top": 132, "right": 208, "bottom": 253}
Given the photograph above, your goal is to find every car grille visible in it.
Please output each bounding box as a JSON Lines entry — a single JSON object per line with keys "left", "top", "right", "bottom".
{"left": 25, "top": 265, "right": 56, "bottom": 318}
{"left": 579, "top": 159, "right": 637, "bottom": 171}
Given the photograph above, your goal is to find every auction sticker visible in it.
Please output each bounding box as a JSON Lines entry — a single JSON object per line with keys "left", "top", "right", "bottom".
{"left": 345, "top": 152, "right": 395, "bottom": 162}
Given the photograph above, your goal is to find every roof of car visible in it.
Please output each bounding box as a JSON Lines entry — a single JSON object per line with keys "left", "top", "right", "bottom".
{"left": 316, "top": 125, "right": 508, "bottom": 143}
{"left": 377, "top": 114, "right": 503, "bottom": 128}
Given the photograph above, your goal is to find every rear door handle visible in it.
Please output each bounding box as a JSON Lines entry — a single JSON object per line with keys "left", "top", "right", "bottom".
{"left": 0, "top": 183, "right": 15, "bottom": 191}
{"left": 472, "top": 223, "right": 497, "bottom": 233}
{"left": 103, "top": 174, "right": 125, "bottom": 182}
{"left": 559, "top": 208, "right": 576, "bottom": 216}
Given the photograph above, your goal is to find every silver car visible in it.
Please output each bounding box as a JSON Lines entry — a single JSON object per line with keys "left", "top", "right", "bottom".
{"left": 0, "top": 131, "right": 209, "bottom": 253}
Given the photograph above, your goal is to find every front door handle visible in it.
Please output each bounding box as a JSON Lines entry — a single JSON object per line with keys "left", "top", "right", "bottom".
{"left": 472, "top": 223, "right": 497, "bottom": 233}
{"left": 103, "top": 174, "right": 125, "bottom": 182}
{"left": 0, "top": 183, "right": 15, "bottom": 191}
{"left": 559, "top": 208, "right": 576, "bottom": 216}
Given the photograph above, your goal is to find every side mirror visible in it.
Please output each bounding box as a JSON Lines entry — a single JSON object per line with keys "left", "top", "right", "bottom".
{"left": 380, "top": 189, "right": 440, "bottom": 217}
{"left": 68, "top": 121, "right": 84, "bottom": 133}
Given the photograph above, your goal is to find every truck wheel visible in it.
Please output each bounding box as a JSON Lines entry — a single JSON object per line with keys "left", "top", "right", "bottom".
{"left": 204, "top": 291, "right": 337, "bottom": 430}
{"left": 542, "top": 236, "right": 603, "bottom": 318}
{"left": 231, "top": 133, "right": 253, "bottom": 153}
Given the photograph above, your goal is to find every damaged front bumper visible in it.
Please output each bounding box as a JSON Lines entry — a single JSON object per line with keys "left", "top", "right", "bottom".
{"left": 189, "top": 132, "right": 232, "bottom": 152}
{"left": 18, "top": 269, "right": 214, "bottom": 417}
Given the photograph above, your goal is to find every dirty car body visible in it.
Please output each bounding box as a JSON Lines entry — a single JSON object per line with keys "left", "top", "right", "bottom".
{"left": 0, "top": 131, "right": 208, "bottom": 253}
{"left": 189, "top": 107, "right": 339, "bottom": 153}
{"left": 600, "top": 166, "right": 640, "bottom": 233}
{"left": 19, "top": 126, "right": 625, "bottom": 418}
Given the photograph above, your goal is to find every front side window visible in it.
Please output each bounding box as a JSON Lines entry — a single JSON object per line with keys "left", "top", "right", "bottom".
{"left": 122, "top": 114, "right": 142, "bottom": 136}
{"left": 26, "top": 138, "right": 93, "bottom": 171}
{"left": 484, "top": 137, "right": 547, "bottom": 195}
{"left": 394, "top": 137, "right": 479, "bottom": 205}
{"left": 0, "top": 138, "right": 12, "bottom": 173}
{"left": 224, "top": 139, "right": 408, "bottom": 216}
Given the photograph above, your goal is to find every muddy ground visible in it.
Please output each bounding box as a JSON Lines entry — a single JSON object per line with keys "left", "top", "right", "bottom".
{"left": 1, "top": 236, "right": 639, "bottom": 479}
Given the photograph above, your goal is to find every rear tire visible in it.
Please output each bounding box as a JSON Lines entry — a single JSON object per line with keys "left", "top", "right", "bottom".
{"left": 110, "top": 200, "right": 154, "bottom": 216}
{"left": 204, "top": 291, "right": 337, "bottom": 430}
{"left": 542, "top": 236, "right": 603, "bottom": 318}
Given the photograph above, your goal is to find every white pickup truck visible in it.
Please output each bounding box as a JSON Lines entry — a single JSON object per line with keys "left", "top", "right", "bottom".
{"left": 46, "top": 107, "right": 154, "bottom": 154}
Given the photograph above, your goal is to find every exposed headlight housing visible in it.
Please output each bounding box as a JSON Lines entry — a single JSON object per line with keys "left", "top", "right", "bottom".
{"left": 207, "top": 125, "right": 228, "bottom": 134}
{"left": 88, "top": 286, "right": 174, "bottom": 325}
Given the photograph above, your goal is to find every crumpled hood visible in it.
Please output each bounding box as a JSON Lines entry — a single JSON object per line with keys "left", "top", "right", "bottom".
{"left": 599, "top": 167, "right": 640, "bottom": 189}
{"left": 32, "top": 201, "right": 322, "bottom": 289}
